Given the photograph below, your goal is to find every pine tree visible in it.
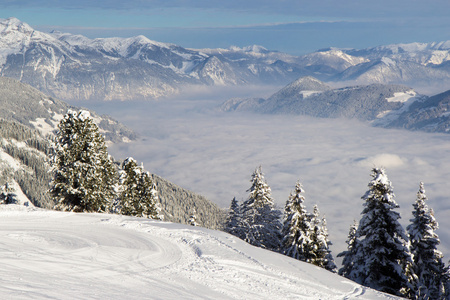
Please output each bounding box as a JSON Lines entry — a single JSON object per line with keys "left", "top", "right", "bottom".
{"left": 50, "top": 110, "right": 117, "bottom": 212}
{"left": 189, "top": 208, "right": 199, "bottom": 226}
{"left": 240, "top": 166, "right": 281, "bottom": 251}
{"left": 351, "top": 168, "right": 413, "bottom": 297}
{"left": 1, "top": 182, "right": 17, "bottom": 204}
{"left": 224, "top": 197, "right": 244, "bottom": 239}
{"left": 309, "top": 205, "right": 337, "bottom": 272}
{"left": 118, "top": 157, "right": 161, "bottom": 219}
{"left": 407, "top": 182, "right": 448, "bottom": 299}
{"left": 338, "top": 220, "right": 359, "bottom": 279}
{"left": 281, "top": 181, "right": 312, "bottom": 260}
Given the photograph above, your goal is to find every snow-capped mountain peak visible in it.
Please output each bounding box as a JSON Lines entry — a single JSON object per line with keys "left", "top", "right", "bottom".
{"left": 0, "top": 17, "right": 34, "bottom": 34}
{"left": 1, "top": 17, "right": 450, "bottom": 100}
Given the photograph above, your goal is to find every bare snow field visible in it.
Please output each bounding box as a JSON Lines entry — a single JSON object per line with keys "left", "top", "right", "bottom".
{"left": 0, "top": 206, "right": 397, "bottom": 299}
{"left": 78, "top": 87, "right": 450, "bottom": 264}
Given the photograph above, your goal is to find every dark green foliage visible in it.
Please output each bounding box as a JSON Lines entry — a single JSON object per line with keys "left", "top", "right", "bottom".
{"left": 50, "top": 110, "right": 117, "bottom": 212}
{"left": 407, "top": 182, "right": 449, "bottom": 299}
{"left": 224, "top": 197, "right": 243, "bottom": 238}
{"left": 351, "top": 168, "right": 413, "bottom": 298}
{"left": 281, "top": 181, "right": 312, "bottom": 261}
{"left": 118, "top": 157, "right": 160, "bottom": 219}
{"left": 308, "top": 206, "right": 337, "bottom": 272}
{"left": 240, "top": 166, "right": 282, "bottom": 251}
{"left": 338, "top": 221, "right": 359, "bottom": 279}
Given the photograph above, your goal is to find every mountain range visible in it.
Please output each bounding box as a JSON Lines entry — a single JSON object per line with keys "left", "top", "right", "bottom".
{"left": 220, "top": 76, "right": 450, "bottom": 134}
{"left": 1, "top": 17, "right": 450, "bottom": 100}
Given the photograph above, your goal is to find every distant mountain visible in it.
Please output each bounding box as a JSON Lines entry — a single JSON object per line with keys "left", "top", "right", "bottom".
{"left": 3, "top": 17, "right": 450, "bottom": 100}
{"left": 221, "top": 76, "right": 416, "bottom": 120}
{"left": 0, "top": 18, "right": 308, "bottom": 101}
{"left": 385, "top": 89, "right": 450, "bottom": 133}
{"left": 220, "top": 76, "right": 450, "bottom": 135}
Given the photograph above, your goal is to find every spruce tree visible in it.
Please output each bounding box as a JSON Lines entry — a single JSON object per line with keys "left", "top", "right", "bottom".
{"left": 189, "top": 208, "right": 199, "bottom": 226}
{"left": 351, "top": 168, "right": 413, "bottom": 297}
{"left": 338, "top": 221, "right": 359, "bottom": 279}
{"left": 407, "top": 182, "right": 448, "bottom": 299}
{"left": 240, "top": 166, "right": 281, "bottom": 251}
{"left": 281, "top": 181, "right": 312, "bottom": 260}
{"left": 118, "top": 157, "right": 161, "bottom": 219}
{"left": 50, "top": 110, "right": 117, "bottom": 212}
{"left": 1, "top": 182, "right": 17, "bottom": 204}
{"left": 225, "top": 197, "right": 244, "bottom": 239}
{"left": 309, "top": 205, "right": 337, "bottom": 272}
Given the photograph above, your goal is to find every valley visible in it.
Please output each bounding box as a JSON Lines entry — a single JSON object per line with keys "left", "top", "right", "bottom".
{"left": 77, "top": 90, "right": 450, "bottom": 264}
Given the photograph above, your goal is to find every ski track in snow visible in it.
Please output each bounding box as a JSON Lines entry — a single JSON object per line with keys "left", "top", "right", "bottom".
{"left": 0, "top": 207, "right": 397, "bottom": 299}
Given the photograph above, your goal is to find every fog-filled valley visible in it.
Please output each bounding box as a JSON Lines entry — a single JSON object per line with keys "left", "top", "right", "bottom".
{"left": 76, "top": 85, "right": 450, "bottom": 263}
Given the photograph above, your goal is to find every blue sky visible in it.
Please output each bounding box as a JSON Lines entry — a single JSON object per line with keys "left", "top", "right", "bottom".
{"left": 1, "top": 0, "right": 450, "bottom": 55}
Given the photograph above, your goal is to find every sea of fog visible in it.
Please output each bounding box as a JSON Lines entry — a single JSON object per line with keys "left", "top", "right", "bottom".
{"left": 74, "top": 86, "right": 450, "bottom": 262}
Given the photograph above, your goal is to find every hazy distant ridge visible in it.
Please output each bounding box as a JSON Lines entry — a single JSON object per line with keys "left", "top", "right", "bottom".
{"left": 220, "top": 76, "right": 450, "bottom": 134}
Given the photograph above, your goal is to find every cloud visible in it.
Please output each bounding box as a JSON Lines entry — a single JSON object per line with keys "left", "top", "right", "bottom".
{"left": 355, "top": 153, "right": 407, "bottom": 169}
{"left": 76, "top": 87, "right": 450, "bottom": 263}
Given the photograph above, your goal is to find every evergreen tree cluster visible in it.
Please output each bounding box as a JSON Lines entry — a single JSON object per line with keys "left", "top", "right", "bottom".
{"left": 225, "top": 166, "right": 336, "bottom": 271}
{"left": 226, "top": 166, "right": 450, "bottom": 299}
{"left": 49, "top": 110, "right": 161, "bottom": 219}
{"left": 338, "top": 168, "right": 450, "bottom": 299}
{"left": 1, "top": 110, "right": 224, "bottom": 228}
{"left": 116, "top": 157, "right": 161, "bottom": 219}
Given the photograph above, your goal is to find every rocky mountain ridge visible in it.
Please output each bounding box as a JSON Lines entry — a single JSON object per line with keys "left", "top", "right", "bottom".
{"left": 2, "top": 17, "right": 450, "bottom": 100}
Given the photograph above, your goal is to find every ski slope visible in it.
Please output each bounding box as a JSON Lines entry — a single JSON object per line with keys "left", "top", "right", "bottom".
{"left": 0, "top": 206, "right": 398, "bottom": 299}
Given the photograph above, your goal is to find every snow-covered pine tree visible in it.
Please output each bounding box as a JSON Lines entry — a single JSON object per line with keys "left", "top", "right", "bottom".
{"left": 224, "top": 197, "right": 244, "bottom": 239}
{"left": 189, "top": 208, "right": 199, "bottom": 226}
{"left": 281, "top": 181, "right": 312, "bottom": 261}
{"left": 308, "top": 205, "right": 337, "bottom": 272}
{"left": 407, "top": 182, "right": 448, "bottom": 299}
{"left": 118, "top": 157, "right": 161, "bottom": 219}
{"left": 50, "top": 110, "right": 117, "bottom": 212}
{"left": 240, "top": 166, "right": 281, "bottom": 251}
{"left": 338, "top": 220, "right": 359, "bottom": 279}
{"left": 351, "top": 168, "right": 413, "bottom": 298}
{"left": 1, "top": 182, "right": 17, "bottom": 204}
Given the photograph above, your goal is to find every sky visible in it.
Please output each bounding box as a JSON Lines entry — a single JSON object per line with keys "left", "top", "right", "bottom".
{"left": 1, "top": 0, "right": 450, "bottom": 55}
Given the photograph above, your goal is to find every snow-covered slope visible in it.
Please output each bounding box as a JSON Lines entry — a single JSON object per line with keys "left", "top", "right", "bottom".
{"left": 0, "top": 206, "right": 397, "bottom": 299}
{"left": 0, "top": 77, "right": 136, "bottom": 143}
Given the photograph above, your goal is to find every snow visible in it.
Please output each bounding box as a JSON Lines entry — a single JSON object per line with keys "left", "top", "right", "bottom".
{"left": 300, "top": 90, "right": 322, "bottom": 98}
{"left": 0, "top": 207, "right": 396, "bottom": 299}
{"left": 0, "top": 146, "right": 21, "bottom": 171}
{"left": 380, "top": 57, "right": 396, "bottom": 67}
{"left": 29, "top": 118, "right": 56, "bottom": 137}
{"left": 386, "top": 91, "right": 417, "bottom": 103}
{"left": 373, "top": 92, "right": 422, "bottom": 125}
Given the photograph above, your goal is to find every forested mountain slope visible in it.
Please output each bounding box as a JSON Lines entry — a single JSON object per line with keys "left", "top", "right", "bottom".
{"left": 220, "top": 76, "right": 450, "bottom": 134}
{"left": 0, "top": 78, "right": 224, "bottom": 228}
{"left": 0, "top": 77, "right": 136, "bottom": 143}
